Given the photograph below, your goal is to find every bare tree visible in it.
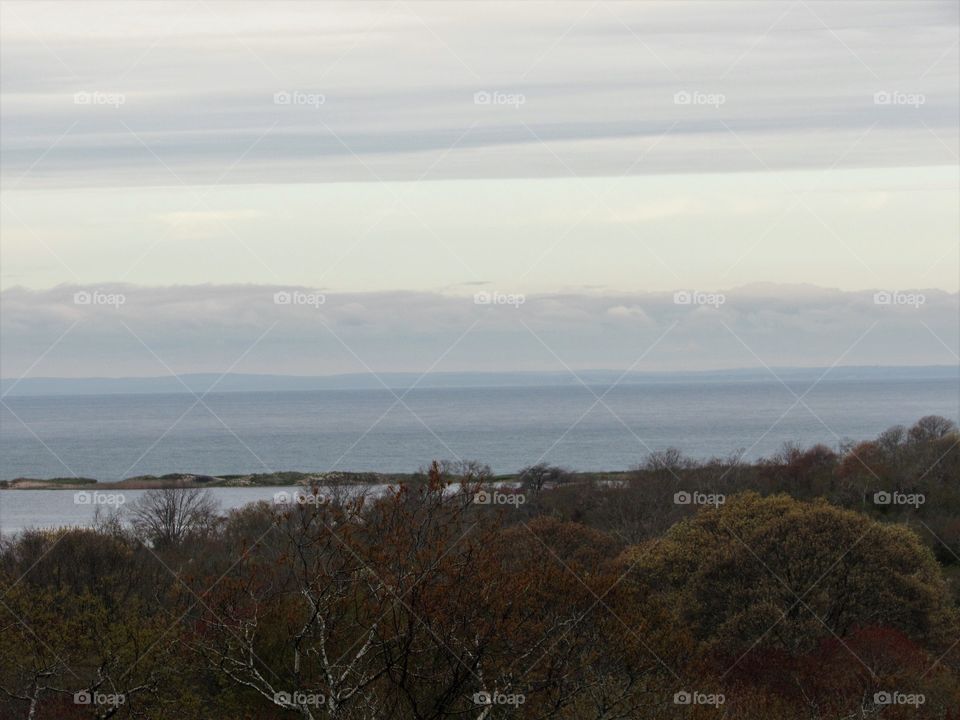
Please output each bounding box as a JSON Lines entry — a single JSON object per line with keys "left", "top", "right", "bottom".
{"left": 908, "top": 414, "right": 957, "bottom": 443}
{"left": 641, "top": 447, "right": 694, "bottom": 477}
{"left": 128, "top": 485, "right": 219, "bottom": 547}
{"left": 195, "top": 495, "right": 391, "bottom": 720}
{"left": 518, "top": 463, "right": 572, "bottom": 493}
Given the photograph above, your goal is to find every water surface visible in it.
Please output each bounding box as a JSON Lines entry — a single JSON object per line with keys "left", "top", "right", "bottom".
{"left": 2, "top": 380, "right": 956, "bottom": 481}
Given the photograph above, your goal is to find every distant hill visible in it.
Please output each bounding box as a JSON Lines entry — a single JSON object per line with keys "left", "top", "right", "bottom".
{"left": 2, "top": 366, "right": 957, "bottom": 397}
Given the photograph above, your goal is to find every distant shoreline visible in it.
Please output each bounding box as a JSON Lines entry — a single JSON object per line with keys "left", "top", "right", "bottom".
{"left": 0, "top": 472, "right": 413, "bottom": 490}
{"left": 2, "top": 470, "right": 631, "bottom": 490}
{"left": 2, "top": 365, "right": 957, "bottom": 398}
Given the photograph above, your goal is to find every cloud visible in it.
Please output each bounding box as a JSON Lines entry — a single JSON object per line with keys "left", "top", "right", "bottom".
{"left": 605, "top": 305, "right": 655, "bottom": 324}
{"left": 1, "top": 1, "right": 956, "bottom": 188}
{"left": 1, "top": 283, "right": 956, "bottom": 378}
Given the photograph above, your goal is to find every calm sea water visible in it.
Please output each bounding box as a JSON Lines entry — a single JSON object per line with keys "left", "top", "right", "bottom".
{"left": 2, "top": 380, "right": 957, "bottom": 481}
{"left": 2, "top": 380, "right": 956, "bottom": 533}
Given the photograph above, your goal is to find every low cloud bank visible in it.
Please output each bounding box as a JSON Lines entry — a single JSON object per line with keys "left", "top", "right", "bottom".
{"left": 2, "top": 283, "right": 957, "bottom": 379}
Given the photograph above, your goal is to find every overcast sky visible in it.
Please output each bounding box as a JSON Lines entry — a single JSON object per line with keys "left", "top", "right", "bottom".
{"left": 0, "top": 1, "right": 957, "bottom": 376}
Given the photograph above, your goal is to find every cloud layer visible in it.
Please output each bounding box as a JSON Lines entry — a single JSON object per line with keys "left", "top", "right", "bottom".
{"left": 2, "top": 283, "right": 957, "bottom": 378}
{"left": 2, "top": 1, "right": 957, "bottom": 187}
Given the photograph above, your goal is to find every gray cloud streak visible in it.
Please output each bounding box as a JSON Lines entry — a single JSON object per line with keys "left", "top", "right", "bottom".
{"left": 1, "top": 1, "right": 957, "bottom": 188}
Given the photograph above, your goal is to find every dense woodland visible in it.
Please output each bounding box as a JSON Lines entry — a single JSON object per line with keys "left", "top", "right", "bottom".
{"left": 1, "top": 416, "right": 958, "bottom": 719}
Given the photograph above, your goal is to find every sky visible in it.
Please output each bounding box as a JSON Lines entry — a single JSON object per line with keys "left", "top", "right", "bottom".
{"left": 0, "top": 1, "right": 957, "bottom": 377}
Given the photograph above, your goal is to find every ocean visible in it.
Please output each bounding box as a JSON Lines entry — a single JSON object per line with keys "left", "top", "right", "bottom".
{"left": 2, "top": 378, "right": 957, "bottom": 533}
{"left": 2, "top": 378, "right": 957, "bottom": 481}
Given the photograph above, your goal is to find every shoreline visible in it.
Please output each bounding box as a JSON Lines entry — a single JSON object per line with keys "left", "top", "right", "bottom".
{"left": 0, "top": 471, "right": 416, "bottom": 490}
{"left": 1, "top": 469, "right": 631, "bottom": 490}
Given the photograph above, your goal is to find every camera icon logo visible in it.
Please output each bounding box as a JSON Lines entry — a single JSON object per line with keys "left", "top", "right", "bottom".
{"left": 473, "top": 691, "right": 492, "bottom": 705}
{"left": 473, "top": 491, "right": 491, "bottom": 505}
{"left": 673, "top": 691, "right": 692, "bottom": 705}
{"left": 673, "top": 91, "right": 692, "bottom": 105}
{"left": 873, "top": 491, "right": 891, "bottom": 505}
{"left": 74, "top": 691, "right": 92, "bottom": 705}
{"left": 73, "top": 291, "right": 92, "bottom": 305}
{"left": 474, "top": 91, "right": 491, "bottom": 105}
{"left": 673, "top": 491, "right": 691, "bottom": 505}
{"left": 274, "top": 91, "right": 292, "bottom": 105}
{"left": 873, "top": 91, "right": 891, "bottom": 105}
{"left": 274, "top": 291, "right": 292, "bottom": 305}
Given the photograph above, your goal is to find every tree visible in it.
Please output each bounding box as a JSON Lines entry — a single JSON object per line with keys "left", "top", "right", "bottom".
{"left": 191, "top": 492, "right": 393, "bottom": 720}
{"left": 0, "top": 529, "right": 184, "bottom": 719}
{"left": 622, "top": 493, "right": 959, "bottom": 662}
{"left": 641, "top": 448, "right": 694, "bottom": 478}
{"left": 768, "top": 442, "right": 837, "bottom": 498}
{"left": 517, "top": 463, "right": 572, "bottom": 494}
{"left": 128, "top": 486, "right": 219, "bottom": 548}
{"left": 908, "top": 415, "right": 958, "bottom": 443}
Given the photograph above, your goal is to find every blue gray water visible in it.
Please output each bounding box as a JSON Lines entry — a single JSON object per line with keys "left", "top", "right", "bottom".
{"left": 2, "top": 380, "right": 957, "bottom": 481}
